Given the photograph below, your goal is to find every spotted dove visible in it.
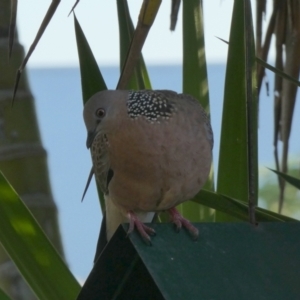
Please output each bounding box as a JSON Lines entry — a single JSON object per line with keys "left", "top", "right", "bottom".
{"left": 83, "top": 89, "right": 213, "bottom": 243}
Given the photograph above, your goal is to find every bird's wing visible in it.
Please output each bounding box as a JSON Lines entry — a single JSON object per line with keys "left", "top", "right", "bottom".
{"left": 152, "top": 90, "right": 214, "bottom": 149}
{"left": 178, "top": 92, "right": 214, "bottom": 149}
{"left": 91, "top": 133, "right": 112, "bottom": 194}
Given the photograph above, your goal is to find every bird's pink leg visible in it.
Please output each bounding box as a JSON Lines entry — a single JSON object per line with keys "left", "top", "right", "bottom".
{"left": 127, "top": 211, "right": 156, "bottom": 244}
{"left": 168, "top": 207, "right": 199, "bottom": 239}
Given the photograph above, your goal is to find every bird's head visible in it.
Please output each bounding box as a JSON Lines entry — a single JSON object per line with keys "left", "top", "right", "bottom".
{"left": 83, "top": 90, "right": 126, "bottom": 149}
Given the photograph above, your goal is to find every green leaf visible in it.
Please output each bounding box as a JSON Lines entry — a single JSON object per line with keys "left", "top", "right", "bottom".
{"left": 177, "top": 0, "right": 214, "bottom": 222}
{"left": 74, "top": 13, "right": 107, "bottom": 212}
{"left": 74, "top": 14, "right": 107, "bottom": 104}
{"left": 217, "top": 0, "right": 248, "bottom": 201}
{"left": 182, "top": 0, "right": 213, "bottom": 187}
{"left": 193, "top": 189, "right": 297, "bottom": 223}
{"left": 182, "top": 0, "right": 210, "bottom": 111}
{"left": 214, "top": 42, "right": 300, "bottom": 88}
{"left": 117, "top": 0, "right": 152, "bottom": 90}
{"left": 0, "top": 288, "right": 11, "bottom": 300}
{"left": 257, "top": 57, "right": 300, "bottom": 87}
{"left": 0, "top": 172, "right": 80, "bottom": 300}
{"left": 216, "top": 0, "right": 258, "bottom": 221}
{"left": 244, "top": 0, "right": 258, "bottom": 223}
{"left": 269, "top": 168, "right": 300, "bottom": 190}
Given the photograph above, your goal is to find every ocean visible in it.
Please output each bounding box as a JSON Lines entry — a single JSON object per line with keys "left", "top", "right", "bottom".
{"left": 26, "top": 64, "right": 300, "bottom": 280}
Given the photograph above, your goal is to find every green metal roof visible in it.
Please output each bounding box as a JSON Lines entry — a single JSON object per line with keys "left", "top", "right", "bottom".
{"left": 77, "top": 222, "right": 300, "bottom": 300}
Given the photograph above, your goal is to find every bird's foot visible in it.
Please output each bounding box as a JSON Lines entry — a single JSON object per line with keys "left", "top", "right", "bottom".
{"left": 127, "top": 211, "right": 156, "bottom": 245}
{"left": 168, "top": 207, "right": 199, "bottom": 240}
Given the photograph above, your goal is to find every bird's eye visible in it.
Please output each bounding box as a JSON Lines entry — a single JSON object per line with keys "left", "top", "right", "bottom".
{"left": 95, "top": 108, "right": 105, "bottom": 118}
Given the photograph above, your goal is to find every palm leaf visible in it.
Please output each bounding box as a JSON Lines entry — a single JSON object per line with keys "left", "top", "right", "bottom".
{"left": 74, "top": 14, "right": 107, "bottom": 104}
{"left": 0, "top": 288, "right": 11, "bottom": 300}
{"left": 177, "top": 0, "right": 214, "bottom": 222}
{"left": 269, "top": 168, "right": 300, "bottom": 190}
{"left": 74, "top": 13, "right": 107, "bottom": 211}
{"left": 194, "top": 189, "right": 296, "bottom": 222}
{"left": 216, "top": 0, "right": 258, "bottom": 222}
{"left": 0, "top": 172, "right": 80, "bottom": 300}
{"left": 117, "top": 0, "right": 152, "bottom": 90}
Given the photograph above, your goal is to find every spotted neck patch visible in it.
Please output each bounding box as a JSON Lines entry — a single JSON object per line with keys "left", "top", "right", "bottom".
{"left": 127, "top": 91, "right": 174, "bottom": 122}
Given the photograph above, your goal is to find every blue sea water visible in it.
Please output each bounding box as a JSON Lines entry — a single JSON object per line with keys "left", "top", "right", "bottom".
{"left": 26, "top": 64, "right": 300, "bottom": 281}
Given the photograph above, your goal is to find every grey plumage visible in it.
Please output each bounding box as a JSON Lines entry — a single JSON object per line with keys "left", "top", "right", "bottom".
{"left": 83, "top": 89, "right": 213, "bottom": 242}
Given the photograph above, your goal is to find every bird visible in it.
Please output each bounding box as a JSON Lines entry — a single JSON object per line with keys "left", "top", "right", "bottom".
{"left": 83, "top": 89, "right": 213, "bottom": 244}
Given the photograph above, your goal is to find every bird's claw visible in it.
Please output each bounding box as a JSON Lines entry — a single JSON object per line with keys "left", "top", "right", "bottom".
{"left": 127, "top": 211, "right": 156, "bottom": 245}
{"left": 168, "top": 207, "right": 199, "bottom": 240}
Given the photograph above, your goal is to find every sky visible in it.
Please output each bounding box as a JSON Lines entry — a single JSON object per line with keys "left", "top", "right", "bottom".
{"left": 16, "top": 1, "right": 239, "bottom": 67}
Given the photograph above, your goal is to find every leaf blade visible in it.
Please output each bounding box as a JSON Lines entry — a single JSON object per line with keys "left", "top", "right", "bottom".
{"left": 177, "top": 0, "right": 214, "bottom": 222}
{"left": 269, "top": 168, "right": 300, "bottom": 190}
{"left": 0, "top": 172, "right": 80, "bottom": 300}
{"left": 74, "top": 14, "right": 107, "bottom": 104}
{"left": 117, "top": 0, "right": 152, "bottom": 90}
{"left": 74, "top": 13, "right": 107, "bottom": 211}
{"left": 116, "top": 0, "right": 160, "bottom": 89}
{"left": 0, "top": 288, "right": 11, "bottom": 300}
{"left": 193, "top": 189, "right": 296, "bottom": 223}
{"left": 216, "top": 0, "right": 258, "bottom": 222}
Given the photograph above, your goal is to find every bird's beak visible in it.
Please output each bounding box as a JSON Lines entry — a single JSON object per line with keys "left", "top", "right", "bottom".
{"left": 86, "top": 130, "right": 96, "bottom": 149}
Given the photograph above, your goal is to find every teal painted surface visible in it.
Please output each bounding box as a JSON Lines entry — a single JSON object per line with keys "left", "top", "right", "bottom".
{"left": 79, "top": 222, "right": 300, "bottom": 299}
